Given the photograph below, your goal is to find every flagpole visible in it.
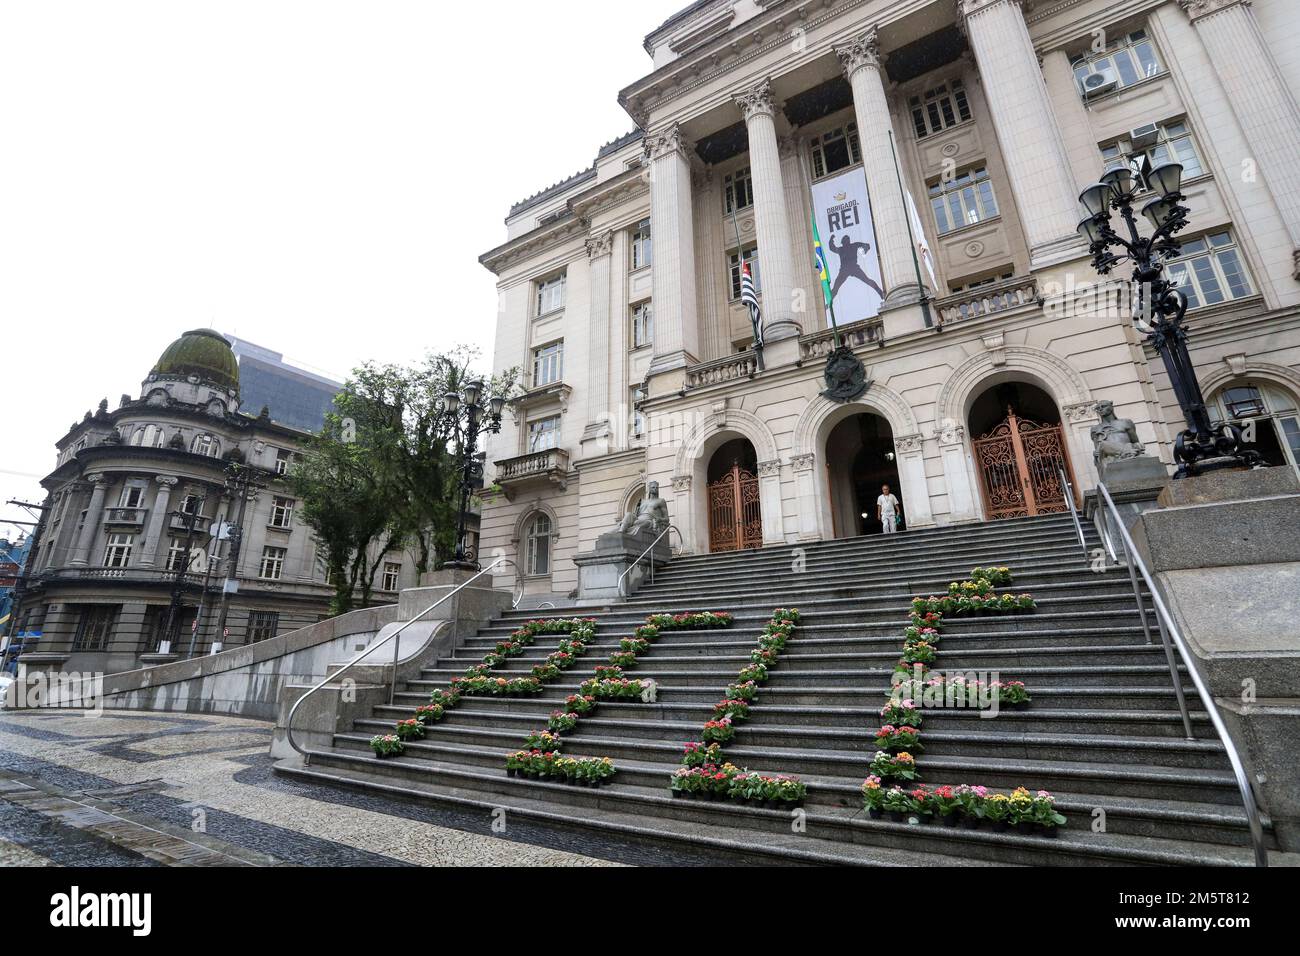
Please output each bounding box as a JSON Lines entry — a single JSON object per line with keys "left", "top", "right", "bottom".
{"left": 815, "top": 214, "right": 843, "bottom": 351}
{"left": 888, "top": 129, "right": 935, "bottom": 329}
{"left": 729, "top": 204, "right": 764, "bottom": 371}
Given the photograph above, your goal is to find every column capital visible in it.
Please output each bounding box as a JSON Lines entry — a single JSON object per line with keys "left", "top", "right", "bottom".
{"left": 733, "top": 78, "right": 776, "bottom": 122}
{"left": 834, "top": 29, "right": 882, "bottom": 80}
{"left": 643, "top": 123, "right": 689, "bottom": 162}
{"left": 155, "top": 475, "right": 180, "bottom": 488}
{"left": 584, "top": 230, "right": 614, "bottom": 260}
{"left": 85, "top": 473, "right": 106, "bottom": 486}
{"left": 1178, "top": 0, "right": 1251, "bottom": 22}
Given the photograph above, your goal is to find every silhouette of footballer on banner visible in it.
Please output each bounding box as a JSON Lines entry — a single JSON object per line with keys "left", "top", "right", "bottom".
{"left": 828, "top": 233, "right": 885, "bottom": 301}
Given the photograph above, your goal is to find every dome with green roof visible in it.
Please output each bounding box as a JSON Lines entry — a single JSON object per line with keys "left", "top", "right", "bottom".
{"left": 150, "top": 329, "right": 240, "bottom": 394}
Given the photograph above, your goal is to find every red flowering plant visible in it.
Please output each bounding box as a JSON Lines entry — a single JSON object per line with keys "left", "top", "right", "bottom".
{"left": 907, "top": 787, "right": 933, "bottom": 817}
{"left": 565, "top": 694, "right": 597, "bottom": 715}
{"left": 530, "top": 663, "right": 561, "bottom": 681}
{"left": 645, "top": 610, "right": 735, "bottom": 630}
{"left": 712, "top": 698, "right": 750, "bottom": 721}
{"left": 495, "top": 639, "right": 525, "bottom": 657}
{"left": 429, "top": 687, "right": 461, "bottom": 709}
{"left": 736, "top": 662, "right": 768, "bottom": 684}
{"left": 681, "top": 741, "right": 724, "bottom": 768}
{"left": 702, "top": 717, "right": 735, "bottom": 743}
{"left": 872, "top": 724, "right": 923, "bottom": 752}
{"left": 749, "top": 647, "right": 779, "bottom": 667}
{"left": 555, "top": 638, "right": 589, "bottom": 657}
{"left": 370, "top": 734, "right": 403, "bottom": 758}
{"left": 593, "top": 665, "right": 623, "bottom": 680}
{"left": 901, "top": 641, "right": 937, "bottom": 665}
{"left": 394, "top": 718, "right": 425, "bottom": 741}
{"left": 903, "top": 625, "right": 942, "bottom": 646}
{"left": 414, "top": 703, "right": 444, "bottom": 724}
{"left": 861, "top": 775, "right": 885, "bottom": 813}
{"left": 580, "top": 677, "right": 648, "bottom": 699}
{"left": 931, "top": 785, "right": 960, "bottom": 819}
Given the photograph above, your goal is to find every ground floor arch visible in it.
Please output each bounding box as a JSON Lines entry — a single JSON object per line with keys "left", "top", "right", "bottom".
{"left": 825, "top": 413, "right": 903, "bottom": 537}
{"left": 967, "top": 380, "right": 1078, "bottom": 520}
{"left": 705, "top": 437, "right": 762, "bottom": 552}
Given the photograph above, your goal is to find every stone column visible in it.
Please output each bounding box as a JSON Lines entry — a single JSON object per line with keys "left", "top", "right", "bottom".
{"left": 734, "top": 79, "right": 801, "bottom": 341}
{"left": 894, "top": 435, "right": 935, "bottom": 528}
{"left": 1040, "top": 48, "right": 1105, "bottom": 191}
{"left": 70, "top": 474, "right": 108, "bottom": 566}
{"left": 692, "top": 166, "right": 725, "bottom": 362}
{"left": 645, "top": 124, "right": 700, "bottom": 374}
{"left": 582, "top": 230, "right": 614, "bottom": 453}
{"left": 670, "top": 474, "right": 695, "bottom": 554}
{"left": 139, "top": 475, "right": 178, "bottom": 568}
{"left": 936, "top": 424, "right": 980, "bottom": 522}
{"left": 1179, "top": 0, "right": 1300, "bottom": 278}
{"left": 790, "top": 453, "right": 821, "bottom": 541}
{"left": 958, "top": 0, "right": 1088, "bottom": 268}
{"left": 779, "top": 135, "right": 823, "bottom": 331}
{"left": 836, "top": 31, "right": 920, "bottom": 305}
{"left": 757, "top": 459, "right": 787, "bottom": 545}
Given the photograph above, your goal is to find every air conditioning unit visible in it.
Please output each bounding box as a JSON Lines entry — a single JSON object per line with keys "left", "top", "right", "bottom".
{"left": 1081, "top": 67, "right": 1119, "bottom": 96}
{"left": 1129, "top": 123, "right": 1161, "bottom": 150}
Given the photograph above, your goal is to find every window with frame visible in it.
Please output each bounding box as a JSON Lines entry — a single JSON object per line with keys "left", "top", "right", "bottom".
{"left": 381, "top": 561, "right": 401, "bottom": 592}
{"left": 247, "top": 610, "right": 280, "bottom": 643}
{"left": 74, "top": 605, "right": 117, "bottom": 651}
{"left": 630, "top": 219, "right": 652, "bottom": 270}
{"left": 1211, "top": 382, "right": 1300, "bottom": 475}
{"left": 535, "top": 274, "right": 567, "bottom": 316}
{"left": 929, "top": 167, "right": 999, "bottom": 234}
{"left": 724, "top": 167, "right": 754, "bottom": 214}
{"left": 1101, "top": 120, "right": 1205, "bottom": 182}
{"left": 259, "top": 546, "right": 286, "bottom": 580}
{"left": 810, "top": 124, "right": 862, "bottom": 181}
{"left": 119, "top": 482, "right": 146, "bottom": 509}
{"left": 165, "top": 537, "right": 188, "bottom": 572}
{"left": 532, "top": 341, "right": 563, "bottom": 388}
{"left": 269, "top": 496, "right": 295, "bottom": 529}
{"left": 179, "top": 493, "right": 203, "bottom": 515}
{"left": 728, "top": 246, "right": 761, "bottom": 300}
{"left": 630, "top": 385, "right": 648, "bottom": 441}
{"left": 525, "top": 513, "right": 552, "bottom": 576}
{"left": 104, "top": 533, "right": 133, "bottom": 568}
{"left": 909, "top": 79, "right": 972, "bottom": 139}
{"left": 191, "top": 433, "right": 220, "bottom": 457}
{"left": 631, "top": 302, "right": 653, "bottom": 349}
{"left": 1073, "top": 28, "right": 1161, "bottom": 96}
{"left": 130, "top": 424, "right": 165, "bottom": 448}
{"left": 1165, "top": 232, "right": 1252, "bottom": 309}
{"left": 274, "top": 448, "right": 293, "bottom": 476}
{"left": 527, "top": 415, "right": 561, "bottom": 453}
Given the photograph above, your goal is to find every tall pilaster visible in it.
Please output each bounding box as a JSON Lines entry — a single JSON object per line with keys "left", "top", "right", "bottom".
{"left": 645, "top": 124, "right": 700, "bottom": 374}
{"left": 835, "top": 31, "right": 920, "bottom": 304}
{"left": 692, "top": 165, "right": 725, "bottom": 361}
{"left": 735, "top": 80, "right": 800, "bottom": 341}
{"left": 139, "top": 475, "right": 178, "bottom": 568}
{"left": 1180, "top": 0, "right": 1300, "bottom": 279}
{"left": 582, "top": 230, "right": 614, "bottom": 452}
{"left": 958, "top": 0, "right": 1087, "bottom": 269}
{"left": 70, "top": 474, "right": 107, "bottom": 566}
{"left": 779, "top": 135, "right": 822, "bottom": 331}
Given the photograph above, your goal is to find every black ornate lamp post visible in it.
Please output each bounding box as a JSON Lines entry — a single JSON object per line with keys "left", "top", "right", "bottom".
{"left": 441, "top": 378, "right": 505, "bottom": 570}
{"left": 1077, "top": 159, "right": 1259, "bottom": 478}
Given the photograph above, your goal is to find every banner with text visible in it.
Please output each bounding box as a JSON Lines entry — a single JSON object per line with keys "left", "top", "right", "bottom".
{"left": 810, "top": 166, "right": 885, "bottom": 324}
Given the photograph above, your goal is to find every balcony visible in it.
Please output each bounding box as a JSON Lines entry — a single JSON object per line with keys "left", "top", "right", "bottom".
{"left": 798, "top": 317, "right": 884, "bottom": 362}
{"left": 684, "top": 351, "right": 760, "bottom": 390}
{"left": 935, "top": 276, "right": 1039, "bottom": 327}
{"left": 103, "top": 507, "right": 147, "bottom": 530}
{"left": 494, "top": 448, "right": 570, "bottom": 498}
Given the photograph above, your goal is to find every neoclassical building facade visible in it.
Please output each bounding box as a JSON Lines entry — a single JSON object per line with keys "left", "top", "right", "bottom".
{"left": 15, "top": 329, "right": 418, "bottom": 675}
{"left": 479, "top": 0, "right": 1300, "bottom": 603}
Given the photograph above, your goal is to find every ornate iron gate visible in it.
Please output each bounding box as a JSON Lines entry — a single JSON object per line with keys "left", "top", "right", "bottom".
{"left": 973, "top": 409, "right": 1074, "bottom": 520}
{"left": 707, "top": 463, "right": 763, "bottom": 552}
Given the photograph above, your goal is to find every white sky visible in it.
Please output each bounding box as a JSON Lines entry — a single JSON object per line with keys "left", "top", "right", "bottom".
{"left": 0, "top": 0, "right": 685, "bottom": 535}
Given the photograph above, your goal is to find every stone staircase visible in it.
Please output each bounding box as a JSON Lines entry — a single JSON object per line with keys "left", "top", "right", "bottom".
{"left": 274, "top": 513, "right": 1272, "bottom": 866}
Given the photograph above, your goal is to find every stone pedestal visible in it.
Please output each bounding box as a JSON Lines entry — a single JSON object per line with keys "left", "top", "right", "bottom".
{"left": 1084, "top": 454, "right": 1170, "bottom": 539}
{"left": 573, "top": 528, "right": 671, "bottom": 603}
{"left": 1129, "top": 465, "right": 1300, "bottom": 851}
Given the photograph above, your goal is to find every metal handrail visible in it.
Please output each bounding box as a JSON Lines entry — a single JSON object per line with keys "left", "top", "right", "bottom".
{"left": 285, "top": 557, "right": 506, "bottom": 759}
{"left": 1057, "top": 468, "right": 1088, "bottom": 558}
{"left": 1095, "top": 481, "right": 1268, "bottom": 866}
{"left": 616, "top": 524, "right": 683, "bottom": 597}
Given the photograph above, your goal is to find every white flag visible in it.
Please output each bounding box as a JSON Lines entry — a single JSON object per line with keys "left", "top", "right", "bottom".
{"left": 906, "top": 190, "right": 937, "bottom": 291}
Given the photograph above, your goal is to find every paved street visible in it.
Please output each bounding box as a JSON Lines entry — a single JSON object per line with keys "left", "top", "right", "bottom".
{"left": 0, "top": 710, "right": 627, "bottom": 867}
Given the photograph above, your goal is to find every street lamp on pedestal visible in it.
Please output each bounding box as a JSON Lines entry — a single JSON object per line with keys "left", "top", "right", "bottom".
{"left": 441, "top": 379, "right": 505, "bottom": 570}
{"left": 1077, "top": 159, "right": 1259, "bottom": 478}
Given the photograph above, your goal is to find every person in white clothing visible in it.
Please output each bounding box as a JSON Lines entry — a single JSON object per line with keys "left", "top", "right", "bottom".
{"left": 877, "top": 484, "right": 900, "bottom": 534}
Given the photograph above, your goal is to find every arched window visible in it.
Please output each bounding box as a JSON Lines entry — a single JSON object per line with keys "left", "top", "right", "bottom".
{"left": 130, "top": 424, "right": 165, "bottom": 448}
{"left": 191, "top": 433, "right": 220, "bottom": 457}
{"left": 525, "top": 513, "right": 552, "bottom": 576}
{"left": 1211, "top": 381, "right": 1300, "bottom": 474}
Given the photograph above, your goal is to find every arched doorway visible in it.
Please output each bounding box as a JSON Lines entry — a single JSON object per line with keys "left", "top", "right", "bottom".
{"left": 707, "top": 438, "right": 762, "bottom": 552}
{"left": 968, "top": 382, "right": 1076, "bottom": 520}
{"left": 826, "top": 413, "right": 902, "bottom": 536}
